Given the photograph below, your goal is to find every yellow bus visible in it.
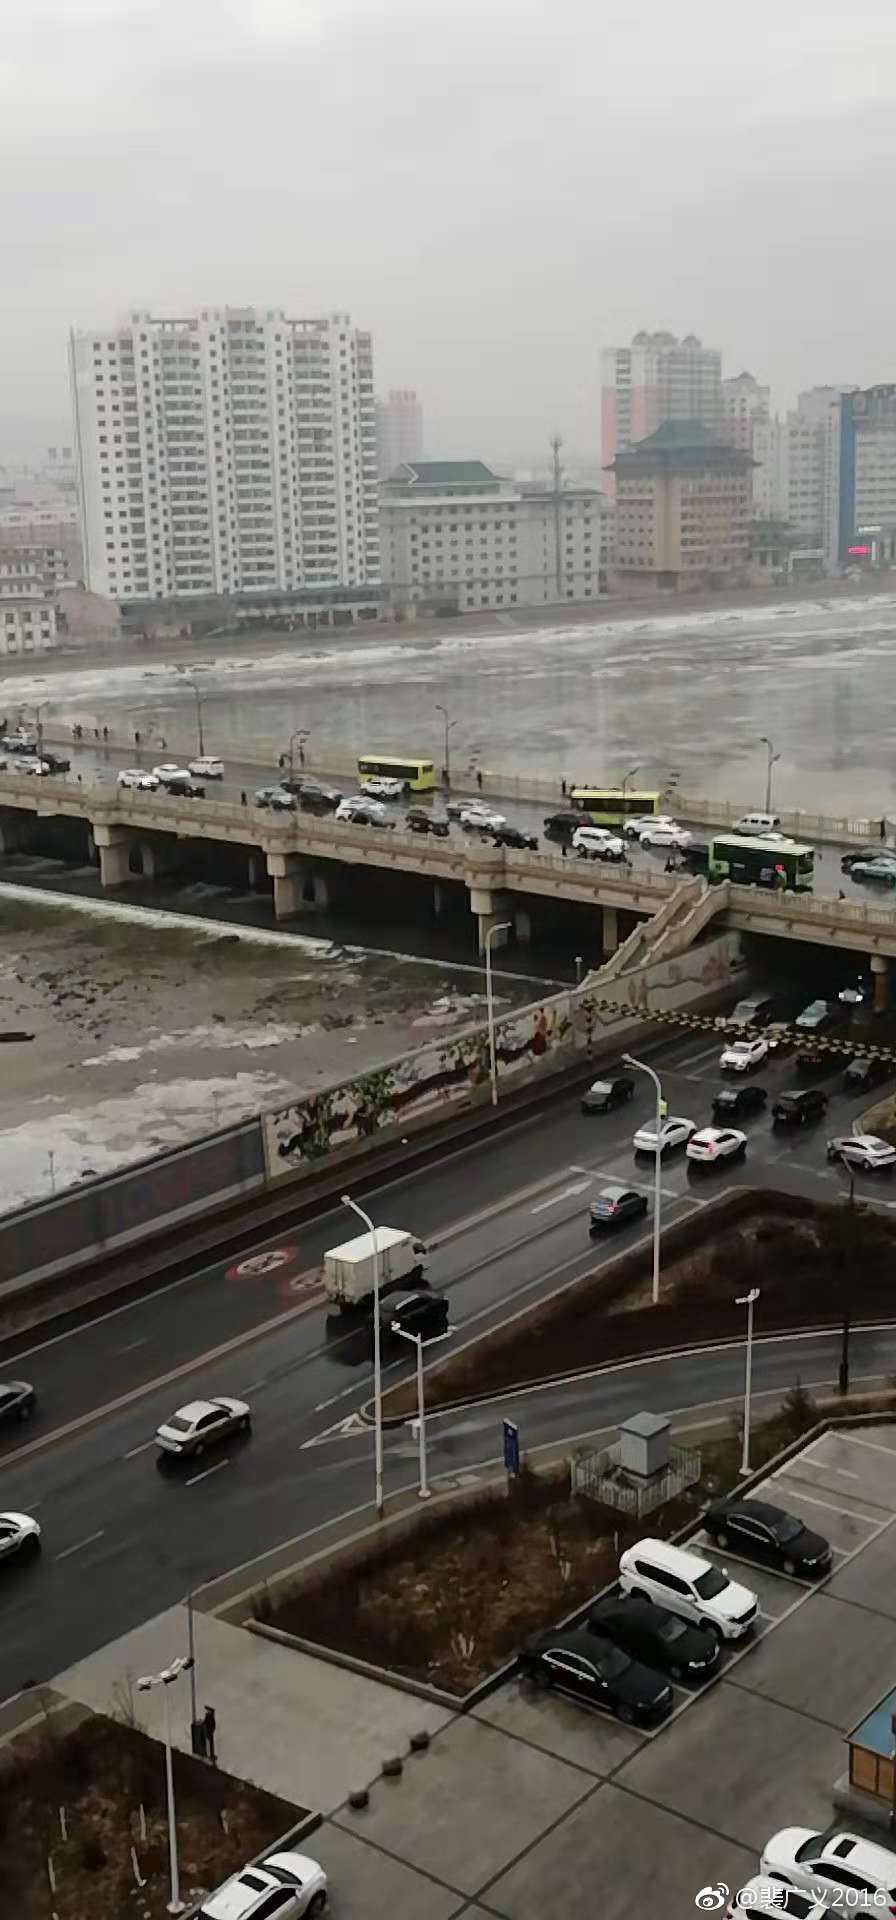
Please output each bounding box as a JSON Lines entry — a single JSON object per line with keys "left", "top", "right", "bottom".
{"left": 569, "top": 787, "right": 662, "bottom": 827}
{"left": 357, "top": 753, "right": 435, "bottom": 792}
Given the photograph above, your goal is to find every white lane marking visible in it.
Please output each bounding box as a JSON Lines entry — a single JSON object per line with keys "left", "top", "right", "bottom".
{"left": 123, "top": 1440, "right": 155, "bottom": 1460}
{"left": 239, "top": 1379, "right": 268, "bottom": 1395}
{"left": 55, "top": 1529, "right": 104, "bottom": 1562}
{"left": 530, "top": 1180, "right": 591, "bottom": 1214}
{"left": 117, "top": 1339, "right": 147, "bottom": 1354}
{"left": 672, "top": 1041, "right": 724, "bottom": 1071}
{"left": 836, "top": 1431, "right": 896, "bottom": 1458}
{"left": 185, "top": 1457, "right": 230, "bottom": 1487}
{"left": 764, "top": 1484, "right": 881, "bottom": 1522}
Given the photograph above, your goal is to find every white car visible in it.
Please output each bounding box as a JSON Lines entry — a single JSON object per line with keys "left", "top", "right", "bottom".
{"left": 623, "top": 813, "right": 677, "bottom": 840}
{"left": 686, "top": 1126, "right": 747, "bottom": 1166}
{"left": 639, "top": 822, "right": 692, "bottom": 850}
{"left": 571, "top": 825, "right": 625, "bottom": 860}
{"left": 760, "top": 1830, "right": 896, "bottom": 1909}
{"left": 459, "top": 803, "right": 507, "bottom": 831}
{"left": 189, "top": 756, "right": 224, "bottom": 779}
{"left": 727, "top": 1877, "right": 827, "bottom": 1920}
{"left": 360, "top": 775, "right": 404, "bottom": 800}
{"left": 733, "top": 811, "right": 782, "bottom": 836}
{"left": 633, "top": 1115, "right": 695, "bottom": 1155}
{"left": 118, "top": 767, "right": 160, "bottom": 790}
{"left": 335, "top": 797, "right": 388, "bottom": 825}
{"left": 155, "top": 1396, "right": 251, "bottom": 1458}
{"left": 18, "top": 758, "right": 51, "bottom": 776}
{"left": 826, "top": 1132, "right": 896, "bottom": 1172}
{"left": 720, "top": 1036, "right": 769, "bottom": 1073}
{"left": 197, "top": 1849, "right": 328, "bottom": 1919}
{"left": 0, "top": 1511, "right": 41, "bottom": 1562}
{"left": 619, "top": 1537, "right": 758, "bottom": 1641}
{"left": 152, "top": 762, "right": 187, "bottom": 780}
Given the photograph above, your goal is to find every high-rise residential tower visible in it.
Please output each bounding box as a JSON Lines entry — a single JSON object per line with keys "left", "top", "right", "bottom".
{"left": 376, "top": 389, "right": 423, "bottom": 479}
{"left": 601, "top": 331, "right": 722, "bottom": 485}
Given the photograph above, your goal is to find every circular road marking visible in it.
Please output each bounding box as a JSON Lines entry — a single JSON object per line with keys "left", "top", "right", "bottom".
{"left": 226, "top": 1245, "right": 298, "bottom": 1280}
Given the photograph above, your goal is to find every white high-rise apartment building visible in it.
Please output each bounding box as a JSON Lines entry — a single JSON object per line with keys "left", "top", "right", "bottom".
{"left": 601, "top": 332, "right": 722, "bottom": 488}
{"left": 376, "top": 389, "right": 423, "bottom": 479}
{"left": 70, "top": 307, "right": 379, "bottom": 601}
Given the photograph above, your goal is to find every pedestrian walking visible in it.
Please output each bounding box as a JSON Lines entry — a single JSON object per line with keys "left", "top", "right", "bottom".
{"left": 240, "top": 790, "right": 247, "bottom": 806}
{"left": 881, "top": 816, "right": 888, "bottom": 842}
{"left": 561, "top": 777, "right": 567, "bottom": 797}
{"left": 298, "top": 741, "right": 306, "bottom": 770}
{"left": 134, "top": 729, "right": 141, "bottom": 747}
{"left": 561, "top": 840, "right": 567, "bottom": 858}
{"left": 476, "top": 769, "right": 483, "bottom": 791}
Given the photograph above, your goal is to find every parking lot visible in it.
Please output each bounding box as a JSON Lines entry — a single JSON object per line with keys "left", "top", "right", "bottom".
{"left": 308, "top": 1424, "right": 896, "bottom": 1918}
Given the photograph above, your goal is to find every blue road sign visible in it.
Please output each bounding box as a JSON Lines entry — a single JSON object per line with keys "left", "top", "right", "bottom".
{"left": 503, "top": 1419, "right": 520, "bottom": 1476}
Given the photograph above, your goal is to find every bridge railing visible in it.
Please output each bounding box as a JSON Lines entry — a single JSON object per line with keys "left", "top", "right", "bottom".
{"left": 726, "top": 881, "right": 896, "bottom": 931}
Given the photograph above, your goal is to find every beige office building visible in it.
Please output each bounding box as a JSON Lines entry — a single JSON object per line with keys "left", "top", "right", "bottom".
{"left": 608, "top": 419, "right": 753, "bottom": 588}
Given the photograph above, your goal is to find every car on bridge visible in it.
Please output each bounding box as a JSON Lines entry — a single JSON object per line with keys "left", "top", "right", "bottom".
{"left": 18, "top": 758, "right": 53, "bottom": 776}
{"left": 189, "top": 756, "right": 224, "bottom": 779}
{"left": 581, "top": 1072, "right": 635, "bottom": 1113}
{"left": 153, "top": 762, "right": 187, "bottom": 780}
{"left": 843, "top": 1055, "right": 891, "bottom": 1093}
{"left": 287, "top": 779, "right": 341, "bottom": 812}
{"left": 711, "top": 1083, "right": 767, "bottom": 1119}
{"left": 458, "top": 802, "right": 507, "bottom": 831}
{"left": 118, "top": 767, "right": 161, "bottom": 790}
{"left": 850, "top": 856, "right": 896, "bottom": 886}
{"left": 841, "top": 844, "right": 888, "bottom": 874}
{"left": 639, "top": 821, "right": 692, "bottom": 850}
{"left": 491, "top": 824, "right": 538, "bottom": 851}
{"left": 155, "top": 1396, "right": 251, "bottom": 1459}
{"left": 360, "top": 775, "right": 405, "bottom": 800}
{"left": 622, "top": 813, "right": 678, "bottom": 840}
{"left": 719, "top": 1035, "right": 769, "bottom": 1073}
{"left": 633, "top": 1115, "right": 695, "bottom": 1156}
{"left": 336, "top": 797, "right": 394, "bottom": 827}
{"left": 827, "top": 1133, "right": 896, "bottom": 1173}
{"left": 406, "top": 807, "right": 450, "bottom": 837}
{"left": 254, "top": 785, "right": 294, "bottom": 810}
{"left": 544, "top": 809, "right": 584, "bottom": 843}
{"left": 588, "top": 1185, "right": 648, "bottom": 1231}
{"left": 571, "top": 825, "right": 626, "bottom": 861}
{"left": 518, "top": 1626, "right": 673, "bottom": 1725}
{"left": 686, "top": 1126, "right": 747, "bottom": 1167}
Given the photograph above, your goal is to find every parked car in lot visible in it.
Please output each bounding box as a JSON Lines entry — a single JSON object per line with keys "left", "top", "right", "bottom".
{"left": 639, "top": 821, "right": 692, "bottom": 850}
{"left": 795, "top": 998, "right": 842, "bottom": 1033}
{"left": 588, "top": 1185, "right": 648, "bottom": 1232}
{"left": 518, "top": 1626, "right": 673, "bottom": 1725}
{"left": 379, "top": 1289, "right": 449, "bottom": 1340}
{"left": 772, "top": 1088, "right": 828, "bottom": 1126}
{"left": 544, "top": 809, "right": 584, "bottom": 843}
{"left": 405, "top": 806, "right": 449, "bottom": 836}
{"left": 759, "top": 1831, "right": 896, "bottom": 1909}
{"left": 188, "top": 756, "right": 224, "bottom": 779}
{"left": 686, "top": 1126, "right": 747, "bottom": 1167}
{"left": 196, "top": 1848, "right": 328, "bottom": 1919}
{"left": 633, "top": 1115, "right": 695, "bottom": 1156}
{"left": 618, "top": 1537, "right": 758, "bottom": 1641}
{"left": 572, "top": 825, "right": 626, "bottom": 861}
{"left": 711, "top": 1084, "right": 767, "bottom": 1120}
{"left": 459, "top": 802, "right": 507, "bottom": 831}
{"left": 727, "top": 1877, "right": 828, "bottom": 1920}
{"left": 0, "top": 1380, "right": 36, "bottom": 1427}
{"left": 0, "top": 1512, "right": 41, "bottom": 1563}
{"left": 850, "top": 856, "right": 896, "bottom": 886}
{"left": 719, "top": 1035, "right": 769, "bottom": 1073}
{"left": 703, "top": 1497, "right": 831, "bottom": 1575}
{"left": 588, "top": 1594, "right": 719, "bottom": 1681}
{"left": 155, "top": 1396, "right": 251, "bottom": 1458}
{"left": 118, "top": 767, "right": 160, "bottom": 790}
{"left": 827, "top": 1132, "right": 896, "bottom": 1173}
{"left": 581, "top": 1073, "right": 635, "bottom": 1113}
{"left": 843, "top": 1055, "right": 891, "bottom": 1093}
{"left": 491, "top": 824, "right": 538, "bottom": 851}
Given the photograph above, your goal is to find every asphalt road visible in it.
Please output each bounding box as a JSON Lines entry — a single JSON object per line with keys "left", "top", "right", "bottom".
{"left": 0, "top": 1020, "right": 892, "bottom": 1701}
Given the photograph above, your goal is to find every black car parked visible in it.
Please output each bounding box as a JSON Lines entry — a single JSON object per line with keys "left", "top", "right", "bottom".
{"left": 703, "top": 1497, "right": 831, "bottom": 1576}
{"left": 492, "top": 825, "right": 538, "bottom": 851}
{"left": 406, "top": 808, "right": 450, "bottom": 837}
{"left": 772, "top": 1087, "right": 828, "bottom": 1125}
{"left": 588, "top": 1595, "right": 719, "bottom": 1682}
{"left": 588, "top": 1185, "right": 648, "bottom": 1233}
{"left": 519, "top": 1627, "right": 673, "bottom": 1724}
{"left": 843, "top": 1055, "right": 891, "bottom": 1093}
{"left": 0, "top": 1379, "right": 35, "bottom": 1427}
{"left": 299, "top": 782, "right": 341, "bottom": 813}
{"left": 378, "top": 1290, "right": 449, "bottom": 1340}
{"left": 581, "top": 1074, "right": 635, "bottom": 1114}
{"left": 711, "top": 1084, "right": 768, "bottom": 1119}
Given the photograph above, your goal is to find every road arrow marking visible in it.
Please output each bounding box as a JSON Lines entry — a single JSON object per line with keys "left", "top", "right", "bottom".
{"left": 530, "top": 1180, "right": 591, "bottom": 1214}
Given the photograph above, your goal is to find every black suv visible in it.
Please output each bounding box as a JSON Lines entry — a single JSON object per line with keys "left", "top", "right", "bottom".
{"left": 772, "top": 1087, "right": 828, "bottom": 1126}
{"left": 492, "top": 825, "right": 538, "bottom": 851}
{"left": 378, "top": 1290, "right": 449, "bottom": 1340}
{"left": 581, "top": 1074, "right": 635, "bottom": 1114}
{"left": 843, "top": 1055, "right": 891, "bottom": 1092}
{"left": 543, "top": 809, "right": 582, "bottom": 843}
{"left": 406, "top": 808, "right": 449, "bottom": 837}
{"left": 711, "top": 1084, "right": 767, "bottom": 1119}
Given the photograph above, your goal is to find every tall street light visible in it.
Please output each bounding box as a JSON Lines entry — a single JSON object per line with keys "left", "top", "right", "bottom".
{"left": 341, "top": 1193, "right": 384, "bottom": 1517}
{"left": 621, "top": 1053, "right": 663, "bottom": 1305}
{"left": 485, "top": 920, "right": 512, "bottom": 1107}
{"left": 620, "top": 764, "right": 640, "bottom": 800}
{"left": 390, "top": 1321, "right": 452, "bottom": 1498}
{"left": 136, "top": 1654, "right": 194, "bottom": 1914}
{"left": 736, "top": 1286, "right": 761, "bottom": 1475}
{"left": 760, "top": 735, "right": 780, "bottom": 814}
{"left": 435, "top": 704, "right": 457, "bottom": 788}
{"left": 288, "top": 729, "right": 309, "bottom": 782}
{"left": 183, "top": 678, "right": 205, "bottom": 758}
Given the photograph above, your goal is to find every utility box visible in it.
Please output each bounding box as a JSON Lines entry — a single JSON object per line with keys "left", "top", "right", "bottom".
{"left": 618, "top": 1412, "right": 671, "bottom": 1479}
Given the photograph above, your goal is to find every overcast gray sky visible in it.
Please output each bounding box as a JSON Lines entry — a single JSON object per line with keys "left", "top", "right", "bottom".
{"left": 4, "top": 0, "right": 896, "bottom": 464}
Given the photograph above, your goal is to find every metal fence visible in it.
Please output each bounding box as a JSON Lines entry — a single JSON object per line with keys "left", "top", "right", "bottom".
{"left": 571, "top": 1441, "right": 704, "bottom": 1517}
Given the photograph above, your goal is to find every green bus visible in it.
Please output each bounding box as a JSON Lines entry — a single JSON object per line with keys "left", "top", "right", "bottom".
{"left": 569, "top": 788, "right": 662, "bottom": 827}
{"left": 708, "top": 834, "right": 815, "bottom": 892}
{"left": 357, "top": 753, "right": 435, "bottom": 792}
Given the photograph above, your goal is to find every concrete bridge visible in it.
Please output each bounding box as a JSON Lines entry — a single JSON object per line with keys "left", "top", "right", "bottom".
{"left": 1, "top": 772, "right": 895, "bottom": 980}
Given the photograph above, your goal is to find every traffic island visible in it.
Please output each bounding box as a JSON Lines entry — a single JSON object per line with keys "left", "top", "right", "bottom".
{"left": 0, "top": 1706, "right": 304, "bottom": 1920}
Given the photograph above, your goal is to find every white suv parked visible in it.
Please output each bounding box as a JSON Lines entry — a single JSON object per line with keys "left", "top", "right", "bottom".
{"left": 760, "top": 1830, "right": 896, "bottom": 1910}
{"left": 618, "top": 1537, "right": 758, "bottom": 1641}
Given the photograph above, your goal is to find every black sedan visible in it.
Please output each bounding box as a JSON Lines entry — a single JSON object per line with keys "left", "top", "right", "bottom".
{"left": 581, "top": 1073, "right": 635, "bottom": 1114}
{"left": 378, "top": 1290, "right": 449, "bottom": 1340}
{"left": 710, "top": 1084, "right": 768, "bottom": 1120}
{"left": 406, "top": 808, "right": 450, "bottom": 838}
{"left": 842, "top": 845, "right": 886, "bottom": 874}
{"left": 0, "top": 1380, "right": 35, "bottom": 1427}
{"left": 703, "top": 1497, "right": 831, "bottom": 1576}
{"left": 843, "top": 1055, "right": 891, "bottom": 1093}
{"left": 588, "top": 1185, "right": 648, "bottom": 1233}
{"left": 491, "top": 825, "right": 538, "bottom": 851}
{"left": 588, "top": 1595, "right": 719, "bottom": 1682}
{"left": 543, "top": 810, "right": 583, "bottom": 843}
{"left": 42, "top": 751, "right": 71, "bottom": 774}
{"left": 519, "top": 1628, "right": 673, "bottom": 1724}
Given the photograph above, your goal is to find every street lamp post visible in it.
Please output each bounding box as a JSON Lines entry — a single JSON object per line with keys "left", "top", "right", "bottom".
{"left": 735, "top": 1287, "right": 761, "bottom": 1475}
{"left": 136, "top": 1655, "right": 194, "bottom": 1915}
{"left": 288, "top": 729, "right": 309, "bottom": 782}
{"left": 839, "top": 1172, "right": 856, "bottom": 1396}
{"left": 621, "top": 1053, "right": 663, "bottom": 1305}
{"left": 620, "top": 765, "right": 640, "bottom": 800}
{"left": 34, "top": 702, "right": 49, "bottom": 765}
{"left": 390, "top": 1322, "right": 452, "bottom": 1498}
{"left": 435, "top": 704, "right": 457, "bottom": 788}
{"left": 341, "top": 1194, "right": 384, "bottom": 1517}
{"left": 485, "top": 920, "right": 512, "bottom": 1107}
{"left": 760, "top": 736, "right": 780, "bottom": 814}
{"left": 183, "top": 679, "right": 205, "bottom": 759}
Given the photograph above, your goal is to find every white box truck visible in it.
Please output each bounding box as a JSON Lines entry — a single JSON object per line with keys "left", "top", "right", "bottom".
{"left": 322, "top": 1227, "right": 428, "bottom": 1312}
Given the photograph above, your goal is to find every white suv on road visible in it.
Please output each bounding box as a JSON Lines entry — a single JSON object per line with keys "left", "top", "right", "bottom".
{"left": 618, "top": 1537, "right": 758, "bottom": 1641}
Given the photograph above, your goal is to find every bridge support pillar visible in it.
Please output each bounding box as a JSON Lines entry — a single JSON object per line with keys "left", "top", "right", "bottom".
{"left": 140, "top": 842, "right": 156, "bottom": 880}
{"left": 871, "top": 954, "right": 890, "bottom": 1013}
{"left": 0, "top": 810, "right": 23, "bottom": 855}
{"left": 602, "top": 904, "right": 619, "bottom": 954}
{"left": 248, "top": 852, "right": 264, "bottom": 890}
{"left": 514, "top": 909, "right": 532, "bottom": 945}
{"left": 266, "top": 850, "right": 329, "bottom": 918}
{"left": 93, "top": 824, "right": 132, "bottom": 889}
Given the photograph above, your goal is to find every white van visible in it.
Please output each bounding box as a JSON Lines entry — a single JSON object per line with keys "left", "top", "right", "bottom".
{"left": 571, "top": 825, "right": 625, "bottom": 862}
{"left": 732, "top": 811, "right": 781, "bottom": 836}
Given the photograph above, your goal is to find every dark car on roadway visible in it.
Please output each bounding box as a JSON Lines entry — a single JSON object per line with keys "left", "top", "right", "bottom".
{"left": 406, "top": 807, "right": 449, "bottom": 837}
{"left": 794, "top": 1049, "right": 836, "bottom": 1079}
{"left": 588, "top": 1595, "right": 720, "bottom": 1681}
{"left": 254, "top": 785, "right": 295, "bottom": 811}
{"left": 795, "top": 998, "right": 842, "bottom": 1033}
{"left": 379, "top": 1290, "right": 449, "bottom": 1340}
{"left": 710, "top": 1083, "right": 768, "bottom": 1119}
{"left": 519, "top": 1627, "right": 673, "bottom": 1724}
{"left": 704, "top": 1497, "right": 831, "bottom": 1576}
{"left": 543, "top": 809, "right": 584, "bottom": 843}
{"left": 581, "top": 1073, "right": 635, "bottom": 1114}
{"left": 844, "top": 1055, "right": 891, "bottom": 1093}
{"left": 0, "top": 1380, "right": 35, "bottom": 1428}
{"left": 299, "top": 781, "right": 341, "bottom": 813}
{"left": 588, "top": 1185, "right": 648, "bottom": 1233}
{"left": 680, "top": 841, "right": 710, "bottom": 875}
{"left": 841, "top": 845, "right": 887, "bottom": 874}
{"left": 41, "top": 751, "right": 70, "bottom": 774}
{"left": 772, "top": 1087, "right": 828, "bottom": 1126}
{"left": 492, "top": 824, "right": 538, "bottom": 851}
{"left": 730, "top": 990, "right": 796, "bottom": 1028}
{"left": 160, "top": 774, "right": 206, "bottom": 798}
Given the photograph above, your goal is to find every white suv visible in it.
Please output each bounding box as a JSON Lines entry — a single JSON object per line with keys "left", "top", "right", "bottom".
{"left": 760, "top": 1830, "right": 896, "bottom": 1910}
{"left": 618, "top": 1537, "right": 758, "bottom": 1640}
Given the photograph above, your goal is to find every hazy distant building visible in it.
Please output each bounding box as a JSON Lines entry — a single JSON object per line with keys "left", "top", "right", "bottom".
{"left": 779, "top": 387, "right": 841, "bottom": 547}
{"left": 601, "top": 332, "right": 722, "bottom": 487}
{"left": 608, "top": 419, "right": 753, "bottom": 588}
{"left": 0, "top": 547, "right": 59, "bottom": 655}
{"left": 376, "top": 389, "right": 423, "bottom": 479}
{"left": 70, "top": 306, "right": 379, "bottom": 602}
{"left": 379, "top": 460, "right": 610, "bottom": 613}
{"left": 824, "top": 385, "right": 896, "bottom": 570}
